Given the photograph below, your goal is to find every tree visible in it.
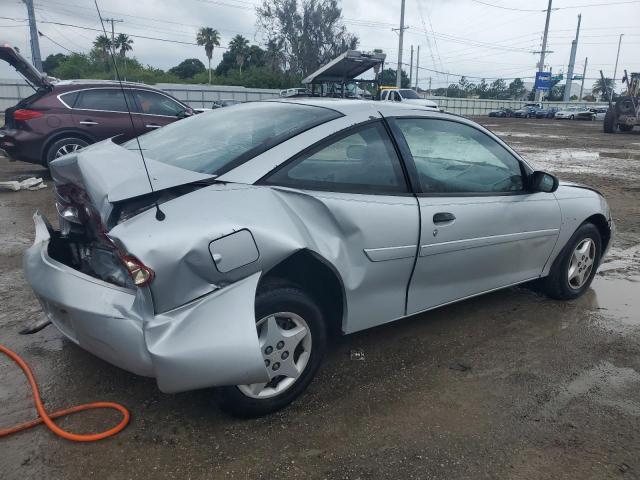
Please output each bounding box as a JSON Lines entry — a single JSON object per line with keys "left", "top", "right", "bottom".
{"left": 508, "top": 78, "right": 526, "bottom": 100}
{"left": 93, "top": 35, "right": 112, "bottom": 63}
{"left": 256, "top": 0, "right": 358, "bottom": 76}
{"left": 475, "top": 79, "right": 488, "bottom": 98}
{"left": 379, "top": 68, "right": 410, "bottom": 88}
{"left": 488, "top": 78, "right": 507, "bottom": 99}
{"left": 42, "top": 53, "right": 68, "bottom": 74}
{"left": 115, "top": 33, "right": 133, "bottom": 58}
{"left": 196, "top": 27, "right": 221, "bottom": 84}
{"left": 169, "top": 58, "right": 206, "bottom": 79}
{"left": 228, "top": 35, "right": 250, "bottom": 75}
{"left": 592, "top": 77, "right": 614, "bottom": 99}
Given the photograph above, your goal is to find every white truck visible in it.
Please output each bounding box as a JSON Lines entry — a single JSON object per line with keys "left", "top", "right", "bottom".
{"left": 380, "top": 88, "right": 439, "bottom": 110}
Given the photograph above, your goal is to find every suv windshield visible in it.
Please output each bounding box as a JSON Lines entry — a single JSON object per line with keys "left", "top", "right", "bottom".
{"left": 399, "top": 89, "right": 421, "bottom": 99}
{"left": 125, "top": 101, "right": 341, "bottom": 175}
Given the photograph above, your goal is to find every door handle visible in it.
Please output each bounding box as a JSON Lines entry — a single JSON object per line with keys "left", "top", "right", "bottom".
{"left": 145, "top": 124, "right": 162, "bottom": 129}
{"left": 433, "top": 212, "right": 456, "bottom": 224}
{"left": 79, "top": 120, "right": 98, "bottom": 125}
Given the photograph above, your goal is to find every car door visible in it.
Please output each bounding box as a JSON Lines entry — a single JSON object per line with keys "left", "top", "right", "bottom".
{"left": 129, "top": 89, "right": 187, "bottom": 134}
{"left": 261, "top": 120, "right": 420, "bottom": 333}
{"left": 71, "top": 88, "right": 141, "bottom": 140}
{"left": 389, "top": 117, "right": 561, "bottom": 315}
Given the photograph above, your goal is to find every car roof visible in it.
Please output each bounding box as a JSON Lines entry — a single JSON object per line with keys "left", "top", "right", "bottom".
{"left": 52, "top": 80, "right": 163, "bottom": 91}
{"left": 269, "top": 97, "right": 444, "bottom": 117}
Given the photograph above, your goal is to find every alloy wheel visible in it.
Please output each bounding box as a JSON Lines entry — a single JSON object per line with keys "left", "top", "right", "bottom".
{"left": 55, "top": 143, "right": 84, "bottom": 158}
{"left": 238, "top": 312, "right": 312, "bottom": 399}
{"left": 567, "top": 238, "right": 596, "bottom": 289}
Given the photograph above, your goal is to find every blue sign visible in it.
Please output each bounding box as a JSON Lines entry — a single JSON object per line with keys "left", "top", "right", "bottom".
{"left": 534, "top": 71, "right": 552, "bottom": 91}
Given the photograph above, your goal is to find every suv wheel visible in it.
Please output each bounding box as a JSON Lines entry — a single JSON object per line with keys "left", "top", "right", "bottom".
{"left": 45, "top": 137, "right": 90, "bottom": 166}
{"left": 217, "top": 281, "right": 327, "bottom": 417}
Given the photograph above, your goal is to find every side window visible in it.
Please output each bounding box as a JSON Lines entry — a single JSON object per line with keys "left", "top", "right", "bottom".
{"left": 381, "top": 90, "right": 388, "bottom": 101}
{"left": 392, "top": 92, "right": 401, "bottom": 102}
{"left": 131, "top": 90, "right": 184, "bottom": 116}
{"left": 396, "top": 118, "right": 524, "bottom": 194}
{"left": 75, "top": 89, "right": 130, "bottom": 112}
{"left": 263, "top": 122, "right": 407, "bottom": 194}
{"left": 59, "top": 91, "right": 80, "bottom": 108}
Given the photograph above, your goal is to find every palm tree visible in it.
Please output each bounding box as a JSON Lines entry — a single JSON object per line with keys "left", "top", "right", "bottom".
{"left": 93, "top": 34, "right": 112, "bottom": 63}
{"left": 229, "top": 35, "right": 249, "bottom": 75}
{"left": 592, "top": 77, "right": 615, "bottom": 100}
{"left": 196, "top": 27, "right": 221, "bottom": 84}
{"left": 115, "top": 33, "right": 133, "bottom": 58}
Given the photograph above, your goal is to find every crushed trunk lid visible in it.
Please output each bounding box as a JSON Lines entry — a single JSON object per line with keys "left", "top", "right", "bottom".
{"left": 50, "top": 139, "right": 214, "bottom": 225}
{"left": 0, "top": 42, "right": 51, "bottom": 88}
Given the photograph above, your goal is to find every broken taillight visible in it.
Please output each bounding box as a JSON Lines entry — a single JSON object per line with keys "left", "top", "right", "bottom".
{"left": 13, "top": 109, "right": 44, "bottom": 121}
{"left": 121, "top": 256, "right": 154, "bottom": 286}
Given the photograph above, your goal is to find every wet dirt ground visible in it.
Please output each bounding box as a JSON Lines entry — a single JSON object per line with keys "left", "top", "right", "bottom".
{"left": 1, "top": 118, "right": 639, "bottom": 479}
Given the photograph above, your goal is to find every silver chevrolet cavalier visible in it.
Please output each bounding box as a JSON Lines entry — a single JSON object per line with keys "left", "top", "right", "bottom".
{"left": 24, "top": 99, "right": 613, "bottom": 416}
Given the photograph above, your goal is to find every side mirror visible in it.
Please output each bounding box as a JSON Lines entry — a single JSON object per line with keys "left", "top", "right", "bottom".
{"left": 529, "top": 171, "right": 559, "bottom": 193}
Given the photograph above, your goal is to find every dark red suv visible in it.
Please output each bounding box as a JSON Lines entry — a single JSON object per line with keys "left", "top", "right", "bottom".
{"left": 1, "top": 43, "right": 194, "bottom": 166}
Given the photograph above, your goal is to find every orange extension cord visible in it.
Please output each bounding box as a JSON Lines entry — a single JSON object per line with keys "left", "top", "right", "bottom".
{"left": 0, "top": 343, "right": 129, "bottom": 442}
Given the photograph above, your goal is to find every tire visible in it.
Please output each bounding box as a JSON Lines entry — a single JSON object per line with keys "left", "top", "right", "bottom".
{"left": 570, "top": 115, "right": 575, "bottom": 120}
{"left": 619, "top": 124, "right": 634, "bottom": 132}
{"left": 45, "top": 137, "right": 90, "bottom": 166}
{"left": 541, "top": 223, "right": 601, "bottom": 300}
{"left": 603, "top": 109, "right": 617, "bottom": 133}
{"left": 216, "top": 281, "right": 327, "bottom": 417}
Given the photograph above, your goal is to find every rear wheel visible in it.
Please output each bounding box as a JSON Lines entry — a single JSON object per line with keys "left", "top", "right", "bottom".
{"left": 542, "top": 223, "right": 601, "bottom": 300}
{"left": 217, "top": 281, "right": 327, "bottom": 417}
{"left": 45, "top": 137, "right": 90, "bottom": 166}
{"left": 603, "top": 109, "right": 617, "bottom": 133}
{"left": 570, "top": 115, "right": 575, "bottom": 120}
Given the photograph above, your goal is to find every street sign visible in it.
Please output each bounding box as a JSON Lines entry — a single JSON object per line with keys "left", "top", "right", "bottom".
{"left": 535, "top": 71, "right": 552, "bottom": 91}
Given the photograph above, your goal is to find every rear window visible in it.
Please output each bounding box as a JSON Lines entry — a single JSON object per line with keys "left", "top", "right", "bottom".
{"left": 125, "top": 101, "right": 342, "bottom": 176}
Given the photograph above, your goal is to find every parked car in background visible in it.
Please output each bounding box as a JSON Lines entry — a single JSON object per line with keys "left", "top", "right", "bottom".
{"left": 0, "top": 43, "right": 193, "bottom": 166}
{"left": 280, "top": 88, "right": 312, "bottom": 98}
{"left": 554, "top": 107, "right": 595, "bottom": 120}
{"left": 514, "top": 106, "right": 538, "bottom": 118}
{"left": 535, "top": 107, "right": 558, "bottom": 119}
{"left": 487, "top": 108, "right": 514, "bottom": 117}
{"left": 211, "top": 99, "right": 242, "bottom": 108}
{"left": 590, "top": 106, "right": 609, "bottom": 121}
{"left": 380, "top": 88, "right": 439, "bottom": 110}
{"left": 25, "top": 99, "right": 613, "bottom": 416}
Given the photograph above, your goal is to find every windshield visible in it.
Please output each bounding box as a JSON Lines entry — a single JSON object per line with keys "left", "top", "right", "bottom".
{"left": 125, "top": 101, "right": 341, "bottom": 175}
{"left": 399, "top": 89, "right": 421, "bottom": 99}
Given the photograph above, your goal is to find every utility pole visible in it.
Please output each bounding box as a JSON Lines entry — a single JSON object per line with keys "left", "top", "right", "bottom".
{"left": 415, "top": 45, "right": 420, "bottom": 90}
{"left": 579, "top": 57, "right": 587, "bottom": 100}
{"left": 535, "top": 0, "right": 553, "bottom": 102}
{"left": 409, "top": 45, "right": 414, "bottom": 88}
{"left": 563, "top": 14, "right": 581, "bottom": 101}
{"left": 23, "top": 0, "right": 42, "bottom": 72}
{"left": 613, "top": 34, "right": 624, "bottom": 90}
{"left": 103, "top": 18, "right": 123, "bottom": 80}
{"left": 395, "top": 0, "right": 407, "bottom": 88}
{"left": 428, "top": 77, "right": 432, "bottom": 96}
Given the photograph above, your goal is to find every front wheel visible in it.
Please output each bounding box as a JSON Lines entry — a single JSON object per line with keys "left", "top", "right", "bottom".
{"left": 542, "top": 223, "right": 601, "bottom": 300}
{"left": 570, "top": 115, "right": 575, "bottom": 120}
{"left": 603, "top": 109, "right": 617, "bottom": 133}
{"left": 216, "top": 282, "right": 327, "bottom": 417}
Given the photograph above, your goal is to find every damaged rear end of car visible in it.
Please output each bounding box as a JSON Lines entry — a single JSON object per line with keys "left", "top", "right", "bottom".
{"left": 23, "top": 139, "right": 270, "bottom": 392}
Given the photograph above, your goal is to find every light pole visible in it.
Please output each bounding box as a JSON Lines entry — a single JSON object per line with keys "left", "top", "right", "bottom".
{"left": 395, "top": 0, "right": 406, "bottom": 88}
{"left": 613, "top": 34, "right": 624, "bottom": 91}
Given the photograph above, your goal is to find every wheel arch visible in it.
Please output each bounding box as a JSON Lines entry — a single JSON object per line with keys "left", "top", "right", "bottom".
{"left": 40, "top": 129, "right": 97, "bottom": 165}
{"left": 584, "top": 213, "right": 611, "bottom": 254}
{"left": 259, "top": 249, "right": 347, "bottom": 336}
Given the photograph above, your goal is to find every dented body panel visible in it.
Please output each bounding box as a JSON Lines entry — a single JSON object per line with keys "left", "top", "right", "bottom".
{"left": 23, "top": 99, "right": 614, "bottom": 394}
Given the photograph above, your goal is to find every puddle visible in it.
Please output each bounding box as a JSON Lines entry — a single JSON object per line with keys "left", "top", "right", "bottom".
{"left": 541, "top": 361, "right": 640, "bottom": 418}
{"left": 588, "top": 275, "right": 640, "bottom": 333}
{"left": 492, "top": 131, "right": 569, "bottom": 140}
{"left": 518, "top": 147, "right": 640, "bottom": 180}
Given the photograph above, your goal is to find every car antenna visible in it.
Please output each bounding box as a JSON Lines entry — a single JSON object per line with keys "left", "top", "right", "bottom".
{"left": 93, "top": 0, "right": 165, "bottom": 221}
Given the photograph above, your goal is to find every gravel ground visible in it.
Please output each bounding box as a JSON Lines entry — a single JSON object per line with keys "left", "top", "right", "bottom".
{"left": 1, "top": 117, "right": 639, "bottom": 480}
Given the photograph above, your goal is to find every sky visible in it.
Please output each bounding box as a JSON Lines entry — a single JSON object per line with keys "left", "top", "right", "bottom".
{"left": 1, "top": 0, "right": 639, "bottom": 92}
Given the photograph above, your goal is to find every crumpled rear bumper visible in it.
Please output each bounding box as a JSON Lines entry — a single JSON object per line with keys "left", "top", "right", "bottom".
{"left": 23, "top": 212, "right": 269, "bottom": 393}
